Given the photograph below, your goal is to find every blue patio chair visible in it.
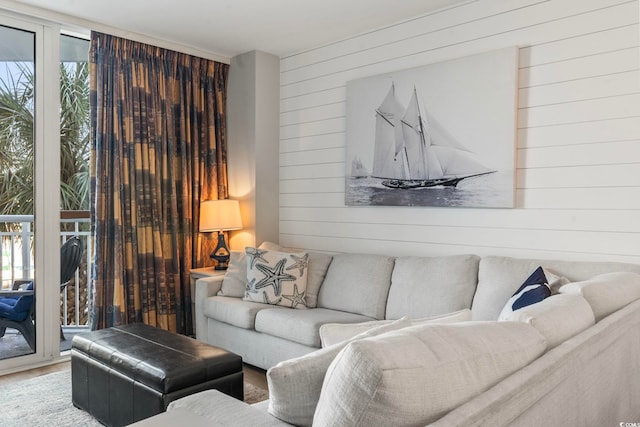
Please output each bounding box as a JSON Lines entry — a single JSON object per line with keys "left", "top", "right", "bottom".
{"left": 0, "top": 281, "right": 35, "bottom": 351}
{"left": 0, "top": 236, "right": 84, "bottom": 350}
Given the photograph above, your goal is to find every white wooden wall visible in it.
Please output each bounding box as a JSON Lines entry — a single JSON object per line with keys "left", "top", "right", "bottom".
{"left": 278, "top": 0, "right": 640, "bottom": 263}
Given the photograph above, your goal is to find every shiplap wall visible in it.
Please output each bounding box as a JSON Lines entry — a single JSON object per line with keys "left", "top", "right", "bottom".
{"left": 278, "top": 0, "right": 640, "bottom": 263}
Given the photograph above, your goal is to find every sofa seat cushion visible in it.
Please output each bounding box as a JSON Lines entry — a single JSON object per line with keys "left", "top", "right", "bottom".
{"left": 386, "top": 255, "right": 480, "bottom": 319}
{"left": 169, "top": 390, "right": 287, "bottom": 426}
{"left": 502, "top": 293, "right": 595, "bottom": 349}
{"left": 559, "top": 272, "right": 640, "bottom": 321}
{"left": 472, "top": 256, "right": 640, "bottom": 321}
{"left": 203, "top": 296, "right": 287, "bottom": 329}
{"left": 318, "top": 253, "right": 395, "bottom": 319}
{"left": 313, "top": 321, "right": 547, "bottom": 427}
{"left": 255, "top": 307, "right": 373, "bottom": 348}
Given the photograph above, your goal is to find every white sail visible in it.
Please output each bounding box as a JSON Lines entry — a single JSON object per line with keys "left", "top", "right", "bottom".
{"left": 430, "top": 145, "right": 491, "bottom": 176}
{"left": 372, "top": 84, "right": 407, "bottom": 179}
{"left": 401, "top": 88, "right": 428, "bottom": 179}
{"left": 426, "top": 109, "right": 492, "bottom": 177}
{"left": 414, "top": 98, "right": 444, "bottom": 179}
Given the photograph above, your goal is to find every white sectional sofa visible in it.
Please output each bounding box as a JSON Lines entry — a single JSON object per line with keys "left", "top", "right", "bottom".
{"left": 179, "top": 242, "right": 640, "bottom": 426}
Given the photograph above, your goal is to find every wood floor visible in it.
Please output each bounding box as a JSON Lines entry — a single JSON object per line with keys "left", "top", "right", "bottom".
{"left": 0, "top": 360, "right": 71, "bottom": 386}
{"left": 0, "top": 359, "right": 269, "bottom": 390}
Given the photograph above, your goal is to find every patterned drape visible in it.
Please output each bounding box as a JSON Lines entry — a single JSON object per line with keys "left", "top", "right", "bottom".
{"left": 89, "top": 32, "right": 229, "bottom": 334}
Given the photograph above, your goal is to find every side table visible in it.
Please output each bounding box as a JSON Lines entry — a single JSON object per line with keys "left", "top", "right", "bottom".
{"left": 190, "top": 267, "right": 226, "bottom": 335}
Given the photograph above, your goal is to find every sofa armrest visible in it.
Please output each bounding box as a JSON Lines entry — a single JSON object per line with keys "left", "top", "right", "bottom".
{"left": 197, "top": 275, "right": 225, "bottom": 297}
{"left": 168, "top": 390, "right": 288, "bottom": 426}
{"left": 195, "top": 275, "right": 225, "bottom": 341}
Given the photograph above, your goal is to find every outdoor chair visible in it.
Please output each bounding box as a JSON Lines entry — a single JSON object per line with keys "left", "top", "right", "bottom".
{"left": 0, "top": 236, "right": 84, "bottom": 351}
{"left": 59, "top": 236, "right": 85, "bottom": 339}
{"left": 0, "top": 281, "right": 36, "bottom": 351}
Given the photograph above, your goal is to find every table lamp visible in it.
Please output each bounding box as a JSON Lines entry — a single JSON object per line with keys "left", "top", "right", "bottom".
{"left": 199, "top": 199, "right": 243, "bottom": 270}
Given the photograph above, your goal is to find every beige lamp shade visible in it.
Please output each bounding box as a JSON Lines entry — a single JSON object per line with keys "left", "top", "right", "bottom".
{"left": 199, "top": 199, "right": 243, "bottom": 232}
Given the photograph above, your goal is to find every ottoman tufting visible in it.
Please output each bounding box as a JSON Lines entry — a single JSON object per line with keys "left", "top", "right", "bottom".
{"left": 71, "top": 323, "right": 243, "bottom": 426}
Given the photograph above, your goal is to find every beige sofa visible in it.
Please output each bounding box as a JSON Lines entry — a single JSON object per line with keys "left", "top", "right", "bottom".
{"left": 180, "top": 243, "right": 640, "bottom": 426}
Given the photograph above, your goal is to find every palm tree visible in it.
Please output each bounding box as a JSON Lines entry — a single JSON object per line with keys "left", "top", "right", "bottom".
{"left": 0, "top": 61, "right": 90, "bottom": 220}
{"left": 59, "top": 62, "right": 91, "bottom": 211}
{"left": 0, "top": 63, "right": 35, "bottom": 217}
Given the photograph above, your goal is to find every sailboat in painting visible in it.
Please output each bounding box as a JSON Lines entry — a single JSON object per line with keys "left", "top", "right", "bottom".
{"left": 351, "top": 156, "right": 368, "bottom": 178}
{"left": 372, "top": 84, "right": 495, "bottom": 189}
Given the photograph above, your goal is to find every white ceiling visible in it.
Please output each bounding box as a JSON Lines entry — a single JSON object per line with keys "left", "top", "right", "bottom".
{"left": 8, "top": 0, "right": 469, "bottom": 58}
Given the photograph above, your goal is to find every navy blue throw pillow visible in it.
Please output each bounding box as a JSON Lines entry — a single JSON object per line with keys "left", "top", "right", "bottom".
{"left": 499, "top": 266, "right": 552, "bottom": 319}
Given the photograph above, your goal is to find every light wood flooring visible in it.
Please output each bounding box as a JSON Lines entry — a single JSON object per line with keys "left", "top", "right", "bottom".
{"left": 0, "top": 360, "right": 268, "bottom": 390}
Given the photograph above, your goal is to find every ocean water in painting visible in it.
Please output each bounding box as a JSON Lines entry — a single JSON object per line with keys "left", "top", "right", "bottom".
{"left": 345, "top": 171, "right": 513, "bottom": 208}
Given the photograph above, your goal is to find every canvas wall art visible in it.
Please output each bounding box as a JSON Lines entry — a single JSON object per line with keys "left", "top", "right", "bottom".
{"left": 345, "top": 47, "right": 518, "bottom": 208}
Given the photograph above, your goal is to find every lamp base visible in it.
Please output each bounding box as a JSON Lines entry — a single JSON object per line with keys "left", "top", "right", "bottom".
{"left": 211, "top": 231, "right": 231, "bottom": 270}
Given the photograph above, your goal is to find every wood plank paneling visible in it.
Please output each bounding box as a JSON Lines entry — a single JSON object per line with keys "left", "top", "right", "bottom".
{"left": 280, "top": 133, "right": 344, "bottom": 153}
{"left": 279, "top": 207, "right": 640, "bottom": 233}
{"left": 516, "top": 141, "right": 640, "bottom": 168}
{"left": 279, "top": 220, "right": 640, "bottom": 256}
{"left": 278, "top": 0, "right": 640, "bottom": 263}
{"left": 516, "top": 163, "right": 640, "bottom": 188}
{"left": 519, "top": 48, "right": 639, "bottom": 88}
{"left": 519, "top": 71, "right": 639, "bottom": 107}
{"left": 518, "top": 117, "right": 640, "bottom": 148}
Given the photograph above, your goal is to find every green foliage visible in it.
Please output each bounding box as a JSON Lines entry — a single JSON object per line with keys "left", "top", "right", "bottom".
{"left": 0, "top": 61, "right": 90, "bottom": 219}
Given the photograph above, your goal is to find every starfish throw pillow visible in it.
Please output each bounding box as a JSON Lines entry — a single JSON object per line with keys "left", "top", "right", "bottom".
{"left": 243, "top": 247, "right": 309, "bottom": 309}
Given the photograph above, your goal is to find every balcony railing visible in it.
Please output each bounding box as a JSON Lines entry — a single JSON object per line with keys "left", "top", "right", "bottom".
{"left": 0, "top": 213, "right": 92, "bottom": 330}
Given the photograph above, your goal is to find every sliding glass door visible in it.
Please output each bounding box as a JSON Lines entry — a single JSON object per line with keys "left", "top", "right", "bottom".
{"left": 0, "top": 14, "right": 63, "bottom": 372}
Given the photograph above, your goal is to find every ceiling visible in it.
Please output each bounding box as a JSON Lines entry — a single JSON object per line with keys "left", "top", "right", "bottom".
{"left": 8, "top": 0, "right": 469, "bottom": 58}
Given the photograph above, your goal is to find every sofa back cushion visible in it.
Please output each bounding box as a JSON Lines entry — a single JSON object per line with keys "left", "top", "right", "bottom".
{"left": 386, "top": 255, "right": 479, "bottom": 320}
{"left": 267, "top": 317, "right": 411, "bottom": 427}
{"left": 501, "top": 293, "right": 595, "bottom": 349}
{"left": 317, "top": 253, "right": 395, "bottom": 319}
{"left": 472, "top": 256, "right": 640, "bottom": 321}
{"left": 558, "top": 272, "right": 640, "bottom": 321}
{"left": 313, "top": 321, "right": 547, "bottom": 427}
{"left": 319, "top": 308, "right": 471, "bottom": 348}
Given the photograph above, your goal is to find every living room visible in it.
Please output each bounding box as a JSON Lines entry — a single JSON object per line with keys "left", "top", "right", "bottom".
{"left": 0, "top": 0, "right": 638, "bottom": 425}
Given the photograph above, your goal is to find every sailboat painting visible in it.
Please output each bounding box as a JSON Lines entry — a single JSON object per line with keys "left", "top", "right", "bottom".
{"left": 345, "top": 47, "right": 518, "bottom": 208}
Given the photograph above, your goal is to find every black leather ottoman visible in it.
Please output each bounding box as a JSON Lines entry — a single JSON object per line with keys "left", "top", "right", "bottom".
{"left": 71, "top": 323, "right": 243, "bottom": 427}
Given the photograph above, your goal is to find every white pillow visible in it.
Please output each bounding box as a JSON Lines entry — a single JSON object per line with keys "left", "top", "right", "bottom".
{"left": 501, "top": 293, "right": 595, "bottom": 349}
{"left": 267, "top": 317, "right": 411, "bottom": 427}
{"left": 319, "top": 309, "right": 471, "bottom": 348}
{"left": 243, "top": 247, "right": 309, "bottom": 309}
{"left": 546, "top": 267, "right": 570, "bottom": 293}
{"left": 313, "top": 322, "right": 547, "bottom": 427}
{"left": 559, "top": 272, "right": 640, "bottom": 321}
{"left": 217, "top": 251, "right": 247, "bottom": 298}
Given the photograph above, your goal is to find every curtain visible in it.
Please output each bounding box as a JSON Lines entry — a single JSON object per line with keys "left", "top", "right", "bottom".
{"left": 89, "top": 32, "right": 229, "bottom": 334}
